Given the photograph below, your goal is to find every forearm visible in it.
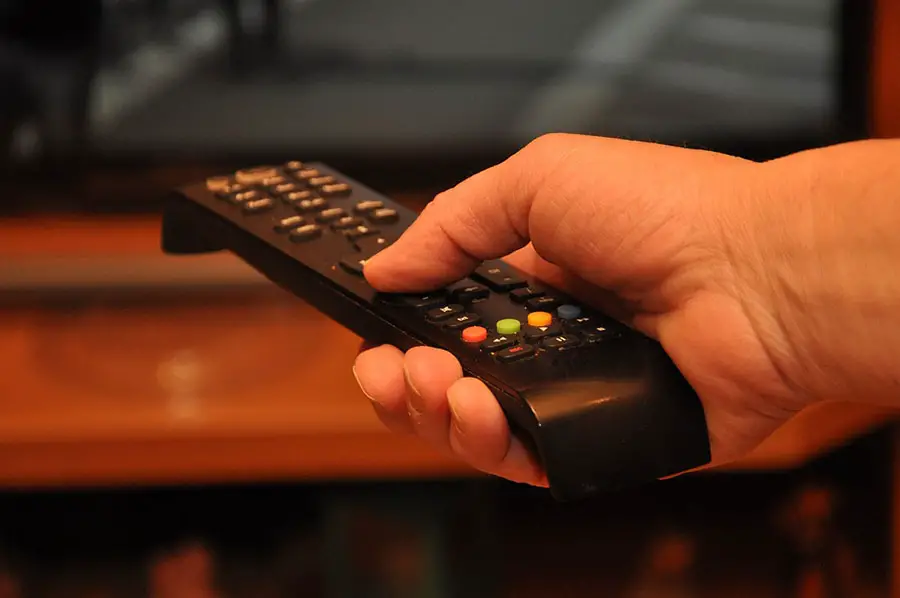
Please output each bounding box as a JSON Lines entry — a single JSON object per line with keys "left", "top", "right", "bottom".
{"left": 739, "top": 139, "right": 900, "bottom": 406}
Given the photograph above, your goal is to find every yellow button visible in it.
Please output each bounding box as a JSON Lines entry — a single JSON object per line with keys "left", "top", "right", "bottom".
{"left": 527, "top": 311, "right": 552, "bottom": 327}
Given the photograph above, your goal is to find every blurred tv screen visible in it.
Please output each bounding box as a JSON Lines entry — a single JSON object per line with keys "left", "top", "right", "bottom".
{"left": 0, "top": 0, "right": 869, "bottom": 211}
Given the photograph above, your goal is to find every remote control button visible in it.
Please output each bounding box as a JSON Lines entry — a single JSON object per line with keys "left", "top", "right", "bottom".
{"left": 496, "top": 318, "right": 521, "bottom": 335}
{"left": 344, "top": 225, "right": 380, "bottom": 240}
{"left": 354, "top": 235, "right": 393, "bottom": 254}
{"left": 274, "top": 215, "right": 305, "bottom": 232}
{"left": 368, "top": 208, "right": 399, "bottom": 224}
{"left": 295, "top": 197, "right": 329, "bottom": 212}
{"left": 527, "top": 311, "right": 552, "bottom": 327}
{"left": 557, "top": 304, "right": 582, "bottom": 320}
{"left": 271, "top": 182, "right": 300, "bottom": 195}
{"left": 214, "top": 183, "right": 250, "bottom": 199}
{"left": 445, "top": 313, "right": 481, "bottom": 330}
{"left": 567, "top": 315, "right": 595, "bottom": 329}
{"left": 316, "top": 208, "right": 347, "bottom": 222}
{"left": 261, "top": 175, "right": 287, "bottom": 187}
{"left": 543, "top": 334, "right": 580, "bottom": 350}
{"left": 294, "top": 168, "right": 321, "bottom": 180}
{"left": 427, "top": 304, "right": 464, "bottom": 321}
{"left": 235, "top": 166, "right": 278, "bottom": 185}
{"left": 523, "top": 323, "right": 562, "bottom": 341}
{"left": 206, "top": 176, "right": 232, "bottom": 192}
{"left": 242, "top": 197, "right": 274, "bottom": 213}
{"left": 583, "top": 325, "right": 619, "bottom": 343}
{"left": 510, "top": 286, "right": 545, "bottom": 303}
{"left": 283, "top": 189, "right": 313, "bottom": 203}
{"left": 289, "top": 224, "right": 322, "bottom": 242}
{"left": 228, "top": 190, "right": 261, "bottom": 204}
{"left": 340, "top": 255, "right": 371, "bottom": 275}
{"left": 496, "top": 344, "right": 535, "bottom": 363}
{"left": 482, "top": 334, "right": 516, "bottom": 352}
{"left": 378, "top": 292, "right": 447, "bottom": 309}
{"left": 308, "top": 175, "right": 336, "bottom": 187}
{"left": 331, "top": 216, "right": 364, "bottom": 230}
{"left": 472, "top": 262, "right": 527, "bottom": 291}
{"left": 354, "top": 200, "right": 384, "bottom": 213}
{"left": 320, "top": 183, "right": 352, "bottom": 196}
{"left": 283, "top": 160, "right": 304, "bottom": 171}
{"left": 462, "top": 326, "right": 488, "bottom": 344}
{"left": 448, "top": 281, "right": 490, "bottom": 303}
{"left": 526, "top": 296, "right": 560, "bottom": 311}
{"left": 397, "top": 294, "right": 446, "bottom": 309}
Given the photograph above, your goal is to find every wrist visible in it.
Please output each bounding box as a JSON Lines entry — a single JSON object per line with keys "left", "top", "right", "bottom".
{"left": 736, "top": 141, "right": 900, "bottom": 408}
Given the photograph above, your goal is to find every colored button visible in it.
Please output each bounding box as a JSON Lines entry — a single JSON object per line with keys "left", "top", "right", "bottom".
{"left": 462, "top": 326, "right": 488, "bottom": 343}
{"left": 496, "top": 318, "right": 521, "bottom": 335}
{"left": 527, "top": 311, "right": 552, "bottom": 327}
{"left": 558, "top": 304, "right": 582, "bottom": 319}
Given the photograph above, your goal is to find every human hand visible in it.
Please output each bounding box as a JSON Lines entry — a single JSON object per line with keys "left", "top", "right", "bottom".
{"left": 352, "top": 134, "right": 891, "bottom": 487}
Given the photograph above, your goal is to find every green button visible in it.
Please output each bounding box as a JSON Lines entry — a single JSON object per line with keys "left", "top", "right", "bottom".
{"left": 496, "top": 318, "right": 521, "bottom": 335}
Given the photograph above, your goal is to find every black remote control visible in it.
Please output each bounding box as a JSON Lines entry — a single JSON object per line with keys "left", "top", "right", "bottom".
{"left": 160, "top": 161, "right": 711, "bottom": 501}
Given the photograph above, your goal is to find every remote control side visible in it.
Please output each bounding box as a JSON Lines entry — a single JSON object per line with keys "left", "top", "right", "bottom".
{"left": 160, "top": 161, "right": 711, "bottom": 500}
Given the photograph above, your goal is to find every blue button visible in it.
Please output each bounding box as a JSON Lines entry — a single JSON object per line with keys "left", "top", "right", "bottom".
{"left": 558, "top": 304, "right": 581, "bottom": 319}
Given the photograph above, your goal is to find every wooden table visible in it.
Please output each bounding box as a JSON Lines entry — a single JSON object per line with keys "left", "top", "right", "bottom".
{"left": 1, "top": 213, "right": 899, "bottom": 597}
{"left": 0, "top": 214, "right": 894, "bottom": 488}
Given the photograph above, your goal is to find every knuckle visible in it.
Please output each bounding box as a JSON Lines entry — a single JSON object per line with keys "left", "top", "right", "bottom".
{"left": 522, "top": 132, "right": 572, "bottom": 159}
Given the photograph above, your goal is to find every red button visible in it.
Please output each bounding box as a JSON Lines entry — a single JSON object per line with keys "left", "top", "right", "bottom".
{"left": 461, "top": 326, "right": 488, "bottom": 343}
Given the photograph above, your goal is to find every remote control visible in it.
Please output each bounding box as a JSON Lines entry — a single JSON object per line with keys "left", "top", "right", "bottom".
{"left": 160, "top": 161, "right": 711, "bottom": 501}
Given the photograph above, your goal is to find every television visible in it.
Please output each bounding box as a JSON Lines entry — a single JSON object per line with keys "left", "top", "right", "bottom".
{"left": 0, "top": 0, "right": 879, "bottom": 214}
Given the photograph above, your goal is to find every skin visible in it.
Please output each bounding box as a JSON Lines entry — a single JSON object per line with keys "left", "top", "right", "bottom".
{"left": 351, "top": 133, "right": 900, "bottom": 488}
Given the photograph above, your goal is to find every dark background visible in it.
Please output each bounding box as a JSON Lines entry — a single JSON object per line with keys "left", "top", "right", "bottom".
{"left": 0, "top": 0, "right": 874, "bottom": 213}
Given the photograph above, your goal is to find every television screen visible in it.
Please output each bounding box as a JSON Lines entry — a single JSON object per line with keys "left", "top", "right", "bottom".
{"left": 0, "top": 0, "right": 868, "bottom": 212}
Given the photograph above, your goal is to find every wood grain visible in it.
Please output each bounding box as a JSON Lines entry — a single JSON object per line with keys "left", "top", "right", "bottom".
{"left": 873, "top": 0, "right": 900, "bottom": 137}
{"left": 0, "top": 215, "right": 894, "bottom": 487}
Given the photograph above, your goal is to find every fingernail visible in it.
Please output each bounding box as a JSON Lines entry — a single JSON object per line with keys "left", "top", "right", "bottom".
{"left": 447, "top": 393, "right": 460, "bottom": 421}
{"left": 403, "top": 364, "right": 426, "bottom": 420}
{"left": 351, "top": 365, "right": 376, "bottom": 402}
{"left": 403, "top": 365, "right": 421, "bottom": 398}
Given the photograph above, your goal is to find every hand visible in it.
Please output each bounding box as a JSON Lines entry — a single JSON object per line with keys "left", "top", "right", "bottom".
{"left": 351, "top": 134, "right": 898, "bottom": 487}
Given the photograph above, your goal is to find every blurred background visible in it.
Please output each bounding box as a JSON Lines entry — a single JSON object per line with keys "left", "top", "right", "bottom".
{"left": 0, "top": 0, "right": 898, "bottom": 596}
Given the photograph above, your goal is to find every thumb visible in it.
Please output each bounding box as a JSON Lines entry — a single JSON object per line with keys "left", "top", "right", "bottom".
{"left": 362, "top": 133, "right": 732, "bottom": 293}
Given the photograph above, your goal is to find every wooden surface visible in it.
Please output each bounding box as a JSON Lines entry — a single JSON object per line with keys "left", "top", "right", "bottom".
{"left": 874, "top": 0, "right": 900, "bottom": 137}
{"left": 0, "top": 214, "right": 895, "bottom": 488}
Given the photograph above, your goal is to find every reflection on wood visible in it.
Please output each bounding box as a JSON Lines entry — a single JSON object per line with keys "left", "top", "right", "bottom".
{"left": 873, "top": 0, "right": 900, "bottom": 137}
{"left": 0, "top": 213, "right": 895, "bottom": 487}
